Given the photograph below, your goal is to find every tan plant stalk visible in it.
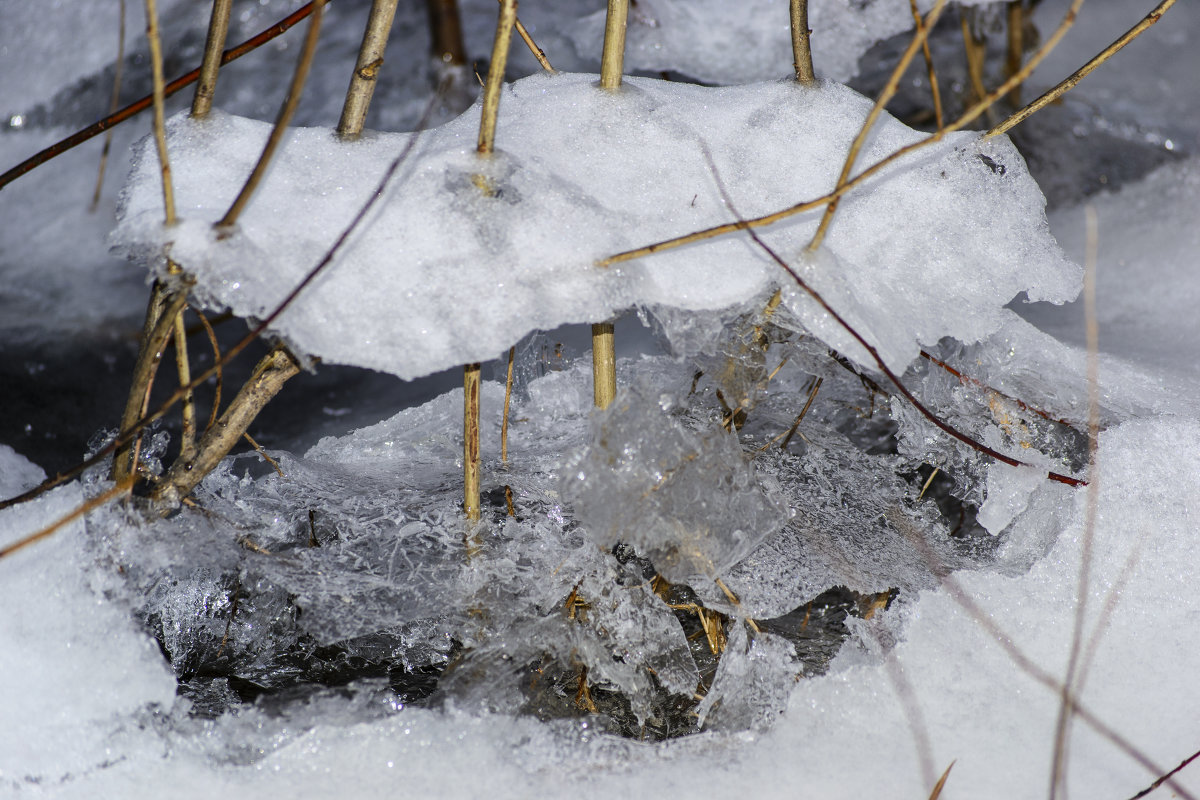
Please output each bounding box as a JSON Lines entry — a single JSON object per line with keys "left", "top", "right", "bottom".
{"left": 338, "top": 0, "right": 401, "bottom": 140}
{"left": 463, "top": 363, "right": 482, "bottom": 521}
{"left": 191, "top": 0, "right": 233, "bottom": 117}
{"left": 601, "top": 0, "right": 1086, "bottom": 268}
{"left": 790, "top": 0, "right": 816, "bottom": 86}
{"left": 91, "top": 0, "right": 126, "bottom": 209}
{"left": 808, "top": 0, "right": 949, "bottom": 252}
{"left": 152, "top": 346, "right": 301, "bottom": 510}
{"left": 112, "top": 289, "right": 188, "bottom": 483}
{"left": 909, "top": 0, "right": 944, "bottom": 130}
{"left": 960, "top": 11, "right": 989, "bottom": 111}
{"left": 428, "top": 0, "right": 468, "bottom": 66}
{"left": 172, "top": 313, "right": 197, "bottom": 461}
{"left": 501, "top": 346, "right": 515, "bottom": 462}
{"left": 589, "top": 0, "right": 629, "bottom": 408}
{"left": 1, "top": 2, "right": 318, "bottom": 191}
{"left": 477, "top": 0, "right": 517, "bottom": 156}
{"left": 988, "top": 0, "right": 1177, "bottom": 137}
{"left": 463, "top": 0, "right": 518, "bottom": 521}
{"left": 218, "top": 0, "right": 326, "bottom": 228}
{"left": 145, "top": 0, "right": 175, "bottom": 225}
{"left": 599, "top": 0, "right": 629, "bottom": 90}
{"left": 508, "top": 1, "right": 554, "bottom": 72}
{"left": 1005, "top": 0, "right": 1025, "bottom": 107}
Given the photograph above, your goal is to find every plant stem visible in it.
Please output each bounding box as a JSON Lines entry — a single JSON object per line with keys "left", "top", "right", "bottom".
{"left": 477, "top": 0, "right": 517, "bottom": 156}
{"left": 191, "top": 0, "right": 233, "bottom": 117}
{"left": 790, "top": 0, "right": 816, "bottom": 86}
{"left": 501, "top": 346, "right": 514, "bottom": 462}
{"left": 988, "top": 0, "right": 1177, "bottom": 138}
{"left": 152, "top": 346, "right": 301, "bottom": 511}
{"left": 909, "top": 0, "right": 944, "bottom": 130}
{"left": 591, "top": 0, "right": 627, "bottom": 406}
{"left": 428, "top": 0, "right": 467, "bottom": 66}
{"left": 599, "top": 0, "right": 628, "bottom": 90}
{"left": 463, "top": 363, "right": 482, "bottom": 521}
{"left": 90, "top": 0, "right": 126, "bottom": 209}
{"left": 0, "top": 2, "right": 317, "bottom": 191}
{"left": 338, "top": 0, "right": 401, "bottom": 140}
{"left": 144, "top": 0, "right": 175, "bottom": 225}
{"left": 1005, "top": 0, "right": 1024, "bottom": 108}
{"left": 218, "top": 0, "right": 325, "bottom": 228}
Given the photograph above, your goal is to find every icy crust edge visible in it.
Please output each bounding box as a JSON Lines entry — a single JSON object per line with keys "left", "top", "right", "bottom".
{"left": 111, "top": 72, "right": 1079, "bottom": 382}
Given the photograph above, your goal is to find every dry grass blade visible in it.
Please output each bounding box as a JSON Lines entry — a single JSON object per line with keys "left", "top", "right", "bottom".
{"left": 1049, "top": 204, "right": 1102, "bottom": 800}
{"left": 0, "top": 477, "right": 138, "bottom": 561}
{"left": 501, "top": 345, "right": 515, "bottom": 462}
{"left": 927, "top": 761, "right": 955, "bottom": 800}
{"left": 218, "top": 0, "right": 326, "bottom": 228}
{"left": 600, "top": 0, "right": 1085, "bottom": 268}
{"left": 0, "top": 2, "right": 317, "bottom": 191}
{"left": 90, "top": 0, "right": 127, "bottom": 209}
{"left": 887, "top": 510, "right": 1194, "bottom": 799}
{"left": 1128, "top": 748, "right": 1200, "bottom": 799}
{"left": 909, "top": 0, "right": 944, "bottom": 130}
{"left": 808, "top": 0, "right": 949, "bottom": 252}
{"left": 191, "top": 0, "right": 233, "bottom": 118}
{"left": 144, "top": 0, "right": 176, "bottom": 225}
{"left": 463, "top": 363, "right": 482, "bottom": 521}
{"left": 1, "top": 82, "right": 448, "bottom": 516}
{"left": 989, "top": 0, "right": 1178, "bottom": 137}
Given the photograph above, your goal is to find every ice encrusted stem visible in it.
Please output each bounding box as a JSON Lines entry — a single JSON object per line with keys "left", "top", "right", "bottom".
{"left": 338, "top": 0, "right": 401, "bottom": 140}
{"left": 191, "top": 0, "right": 233, "bottom": 118}
{"left": 463, "top": 0, "right": 517, "bottom": 522}
{"left": 589, "top": 0, "right": 629, "bottom": 409}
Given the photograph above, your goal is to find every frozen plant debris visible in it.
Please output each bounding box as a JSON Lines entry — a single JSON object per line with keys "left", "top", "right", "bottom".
{"left": 112, "top": 72, "right": 1078, "bottom": 381}
{"left": 560, "top": 381, "right": 789, "bottom": 584}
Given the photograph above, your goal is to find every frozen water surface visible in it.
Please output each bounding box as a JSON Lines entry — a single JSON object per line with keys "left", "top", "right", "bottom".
{"left": 4, "top": 0, "right": 1200, "bottom": 797}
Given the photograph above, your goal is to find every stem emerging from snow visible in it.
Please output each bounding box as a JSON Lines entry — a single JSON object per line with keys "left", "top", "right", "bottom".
{"left": 192, "top": 0, "right": 233, "bottom": 118}
{"left": 338, "top": 0, "right": 401, "bottom": 140}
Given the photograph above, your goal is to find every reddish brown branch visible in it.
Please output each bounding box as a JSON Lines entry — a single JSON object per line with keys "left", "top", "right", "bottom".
{"left": 0, "top": 2, "right": 316, "bottom": 191}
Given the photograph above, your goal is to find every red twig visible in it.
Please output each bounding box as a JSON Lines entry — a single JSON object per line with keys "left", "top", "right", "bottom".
{"left": 0, "top": 2, "right": 316, "bottom": 191}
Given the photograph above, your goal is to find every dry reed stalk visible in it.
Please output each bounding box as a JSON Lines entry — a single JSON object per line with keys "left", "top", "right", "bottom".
{"left": 0, "top": 3, "right": 317, "bottom": 191}
{"left": 428, "top": 0, "right": 468, "bottom": 66}
{"left": 144, "top": 0, "right": 175, "bottom": 225}
{"left": 338, "top": 0, "right": 401, "bottom": 140}
{"left": 909, "top": 0, "right": 944, "bottom": 129}
{"left": 589, "top": 0, "right": 629, "bottom": 408}
{"left": 808, "top": 0, "right": 949, "bottom": 252}
{"left": 790, "top": 0, "right": 816, "bottom": 86}
{"left": 90, "top": 0, "right": 126, "bottom": 209}
{"left": 462, "top": 0, "right": 518, "bottom": 521}
{"left": 501, "top": 346, "right": 515, "bottom": 462}
{"left": 960, "top": 11, "right": 989, "bottom": 112}
{"left": 0, "top": 476, "right": 139, "bottom": 561}
{"left": 463, "top": 363, "right": 482, "bottom": 520}
{"left": 1048, "top": 204, "right": 1102, "bottom": 800}
{"left": 927, "top": 762, "right": 955, "bottom": 800}
{"left": 1005, "top": 1, "right": 1025, "bottom": 107}
{"left": 508, "top": 1, "right": 554, "bottom": 72}
{"left": 988, "top": 0, "right": 1177, "bottom": 137}
{"left": 191, "top": 0, "right": 233, "bottom": 117}
{"left": 601, "top": 0, "right": 1086, "bottom": 268}
{"left": 152, "top": 346, "right": 301, "bottom": 510}
{"left": 218, "top": 0, "right": 326, "bottom": 228}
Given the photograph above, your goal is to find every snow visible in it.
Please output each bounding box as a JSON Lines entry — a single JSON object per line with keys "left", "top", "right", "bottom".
{"left": 112, "top": 74, "right": 1076, "bottom": 379}
{"left": 3, "top": 0, "right": 1200, "bottom": 798}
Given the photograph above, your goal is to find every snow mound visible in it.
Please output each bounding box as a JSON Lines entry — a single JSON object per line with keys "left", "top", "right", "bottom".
{"left": 112, "top": 72, "right": 1078, "bottom": 380}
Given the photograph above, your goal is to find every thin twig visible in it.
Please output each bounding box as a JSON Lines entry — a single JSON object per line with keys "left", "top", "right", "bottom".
{"left": 191, "top": 0, "right": 234, "bottom": 117}
{"left": 0, "top": 476, "right": 138, "bottom": 561}
{"left": 1049, "top": 203, "right": 1102, "bottom": 800}
{"left": 599, "top": 0, "right": 629, "bottom": 90}
{"left": 0, "top": 2, "right": 317, "bottom": 191}
{"left": 144, "top": 0, "right": 176, "bottom": 225}
{"left": 501, "top": 346, "right": 515, "bottom": 462}
{"left": 90, "top": 0, "right": 126, "bottom": 209}
{"left": 2, "top": 81, "right": 448, "bottom": 515}
{"left": 243, "top": 432, "right": 284, "bottom": 477}
{"left": 194, "top": 309, "right": 224, "bottom": 433}
{"left": 599, "top": 0, "right": 1086, "bottom": 269}
{"left": 477, "top": 0, "right": 517, "bottom": 156}
{"left": 1128, "top": 748, "right": 1200, "bottom": 799}
{"left": 808, "top": 0, "right": 949, "bottom": 252}
{"left": 338, "top": 0, "right": 401, "bottom": 140}
{"left": 988, "top": 0, "right": 1177, "bottom": 137}
{"left": 218, "top": 0, "right": 326, "bottom": 228}
{"left": 790, "top": 0, "right": 816, "bottom": 86}
{"left": 909, "top": 0, "right": 944, "bottom": 130}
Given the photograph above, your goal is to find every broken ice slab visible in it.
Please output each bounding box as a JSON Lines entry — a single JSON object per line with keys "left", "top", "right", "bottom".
{"left": 561, "top": 381, "right": 789, "bottom": 584}
{"left": 112, "top": 72, "right": 1078, "bottom": 382}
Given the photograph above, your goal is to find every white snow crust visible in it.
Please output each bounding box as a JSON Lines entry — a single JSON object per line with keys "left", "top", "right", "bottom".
{"left": 112, "top": 72, "right": 1077, "bottom": 380}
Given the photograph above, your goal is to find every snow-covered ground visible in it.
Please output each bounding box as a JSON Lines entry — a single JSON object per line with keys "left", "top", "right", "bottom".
{"left": 2, "top": 1, "right": 1198, "bottom": 797}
